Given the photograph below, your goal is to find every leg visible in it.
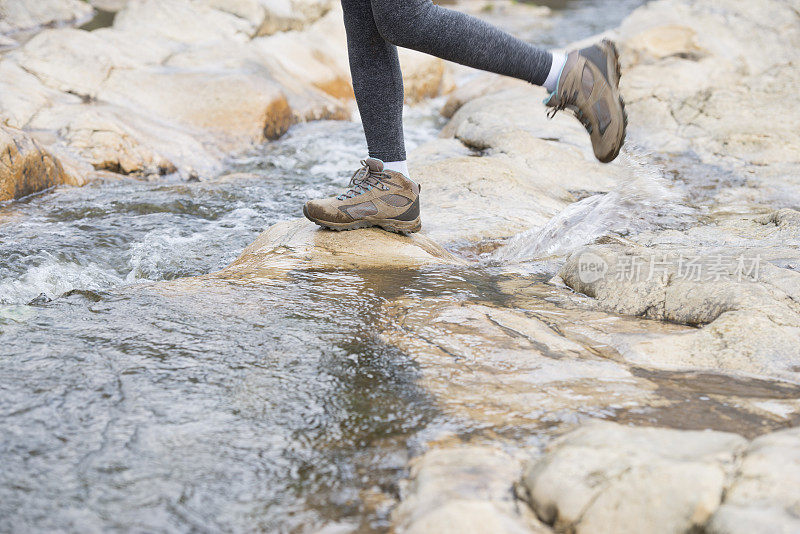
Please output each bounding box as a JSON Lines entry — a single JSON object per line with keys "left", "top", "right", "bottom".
{"left": 369, "top": 0, "right": 553, "bottom": 86}
{"left": 341, "top": 0, "right": 406, "bottom": 162}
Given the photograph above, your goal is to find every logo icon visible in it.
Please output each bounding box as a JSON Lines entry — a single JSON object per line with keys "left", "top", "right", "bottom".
{"left": 577, "top": 252, "right": 608, "bottom": 284}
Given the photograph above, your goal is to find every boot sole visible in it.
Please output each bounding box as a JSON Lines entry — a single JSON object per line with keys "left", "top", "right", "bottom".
{"left": 303, "top": 205, "right": 422, "bottom": 235}
{"left": 599, "top": 39, "right": 627, "bottom": 164}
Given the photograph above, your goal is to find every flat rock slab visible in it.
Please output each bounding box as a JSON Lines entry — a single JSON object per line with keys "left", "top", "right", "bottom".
{"left": 380, "top": 298, "right": 657, "bottom": 428}
{"left": 213, "top": 218, "right": 464, "bottom": 277}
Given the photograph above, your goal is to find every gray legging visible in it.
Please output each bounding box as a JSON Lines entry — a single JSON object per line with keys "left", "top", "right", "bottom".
{"left": 342, "top": 0, "right": 553, "bottom": 162}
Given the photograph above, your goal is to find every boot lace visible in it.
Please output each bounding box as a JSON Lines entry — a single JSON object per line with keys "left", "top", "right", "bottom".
{"left": 336, "top": 160, "right": 390, "bottom": 200}
{"left": 547, "top": 89, "right": 594, "bottom": 135}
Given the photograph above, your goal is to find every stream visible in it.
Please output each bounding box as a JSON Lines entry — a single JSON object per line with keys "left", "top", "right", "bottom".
{"left": 7, "top": 1, "right": 767, "bottom": 532}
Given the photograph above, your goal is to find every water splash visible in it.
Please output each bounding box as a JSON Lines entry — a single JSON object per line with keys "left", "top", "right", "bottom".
{"left": 0, "top": 252, "right": 123, "bottom": 305}
{"left": 492, "top": 147, "right": 693, "bottom": 264}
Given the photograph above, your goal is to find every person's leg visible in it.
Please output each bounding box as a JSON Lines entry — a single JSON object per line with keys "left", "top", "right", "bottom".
{"left": 303, "top": 0, "right": 420, "bottom": 233}
{"left": 370, "top": 0, "right": 626, "bottom": 163}
{"left": 341, "top": 0, "right": 407, "bottom": 164}
{"left": 369, "top": 0, "right": 556, "bottom": 88}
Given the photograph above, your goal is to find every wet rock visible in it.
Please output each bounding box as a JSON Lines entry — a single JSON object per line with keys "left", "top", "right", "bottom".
{"left": 393, "top": 446, "right": 549, "bottom": 534}
{"left": 380, "top": 298, "right": 656, "bottom": 427}
{"left": 0, "top": 125, "right": 83, "bottom": 201}
{"left": 0, "top": 0, "right": 92, "bottom": 35}
{"left": 521, "top": 421, "right": 746, "bottom": 534}
{"left": 213, "top": 218, "right": 464, "bottom": 276}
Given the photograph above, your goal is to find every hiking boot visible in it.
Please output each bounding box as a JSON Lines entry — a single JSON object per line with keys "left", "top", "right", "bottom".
{"left": 303, "top": 158, "right": 421, "bottom": 234}
{"left": 580, "top": 39, "right": 622, "bottom": 87}
{"left": 545, "top": 39, "right": 627, "bottom": 163}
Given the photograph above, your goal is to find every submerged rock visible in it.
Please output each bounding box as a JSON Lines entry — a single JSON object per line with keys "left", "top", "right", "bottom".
{"left": 0, "top": 125, "right": 83, "bottom": 201}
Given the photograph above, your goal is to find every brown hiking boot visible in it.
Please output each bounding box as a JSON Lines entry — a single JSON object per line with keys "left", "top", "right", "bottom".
{"left": 545, "top": 39, "right": 627, "bottom": 163}
{"left": 303, "top": 158, "right": 421, "bottom": 234}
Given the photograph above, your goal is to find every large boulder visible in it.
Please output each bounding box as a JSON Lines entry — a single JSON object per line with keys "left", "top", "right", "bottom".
{"left": 113, "top": 0, "right": 254, "bottom": 43}
{"left": 420, "top": 86, "right": 629, "bottom": 245}
{"left": 0, "top": 125, "right": 83, "bottom": 201}
{"left": 707, "top": 426, "right": 800, "bottom": 534}
{"left": 520, "top": 421, "right": 800, "bottom": 534}
{"left": 558, "top": 217, "right": 800, "bottom": 381}
{"left": 253, "top": 0, "right": 336, "bottom": 36}
{"left": 521, "top": 421, "right": 746, "bottom": 534}
{"left": 98, "top": 67, "right": 293, "bottom": 146}
{"left": 28, "top": 103, "right": 221, "bottom": 177}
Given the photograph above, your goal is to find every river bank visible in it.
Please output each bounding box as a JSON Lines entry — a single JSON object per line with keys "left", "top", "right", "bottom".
{"left": 2, "top": 0, "right": 799, "bottom": 532}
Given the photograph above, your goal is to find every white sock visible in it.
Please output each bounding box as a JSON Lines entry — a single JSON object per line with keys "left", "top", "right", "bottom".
{"left": 383, "top": 160, "right": 410, "bottom": 178}
{"left": 543, "top": 51, "right": 567, "bottom": 93}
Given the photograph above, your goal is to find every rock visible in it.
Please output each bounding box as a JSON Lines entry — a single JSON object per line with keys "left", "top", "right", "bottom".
{"left": 252, "top": 6, "right": 452, "bottom": 105}
{"left": 440, "top": 73, "right": 526, "bottom": 118}
{"left": 90, "top": 0, "right": 129, "bottom": 12}
{"left": 559, "top": 237, "right": 800, "bottom": 381}
{"left": 0, "top": 34, "right": 16, "bottom": 49}
{"left": 380, "top": 297, "right": 657, "bottom": 427}
{"left": 617, "top": 0, "right": 800, "bottom": 168}
{"left": 0, "top": 0, "right": 92, "bottom": 35}
{"left": 399, "top": 50, "right": 455, "bottom": 104}
{"left": 255, "top": 0, "right": 336, "bottom": 36}
{"left": 393, "top": 446, "right": 549, "bottom": 534}
{"left": 211, "top": 218, "right": 464, "bottom": 277}
{"left": 9, "top": 28, "right": 139, "bottom": 99}
{"left": 98, "top": 67, "right": 293, "bottom": 146}
{"left": 252, "top": 7, "right": 352, "bottom": 100}
{"left": 521, "top": 421, "right": 747, "bottom": 534}
{"left": 0, "top": 125, "right": 83, "bottom": 201}
{"left": 419, "top": 86, "right": 629, "bottom": 245}
{"left": 113, "top": 0, "right": 254, "bottom": 43}
{"left": 707, "top": 426, "right": 800, "bottom": 533}
{"left": 0, "top": 61, "right": 78, "bottom": 129}
{"left": 28, "top": 103, "right": 219, "bottom": 176}
{"left": 520, "top": 422, "right": 800, "bottom": 534}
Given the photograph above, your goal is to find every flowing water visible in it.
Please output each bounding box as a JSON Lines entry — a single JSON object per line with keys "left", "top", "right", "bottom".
{"left": 6, "top": 1, "right": 784, "bottom": 532}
